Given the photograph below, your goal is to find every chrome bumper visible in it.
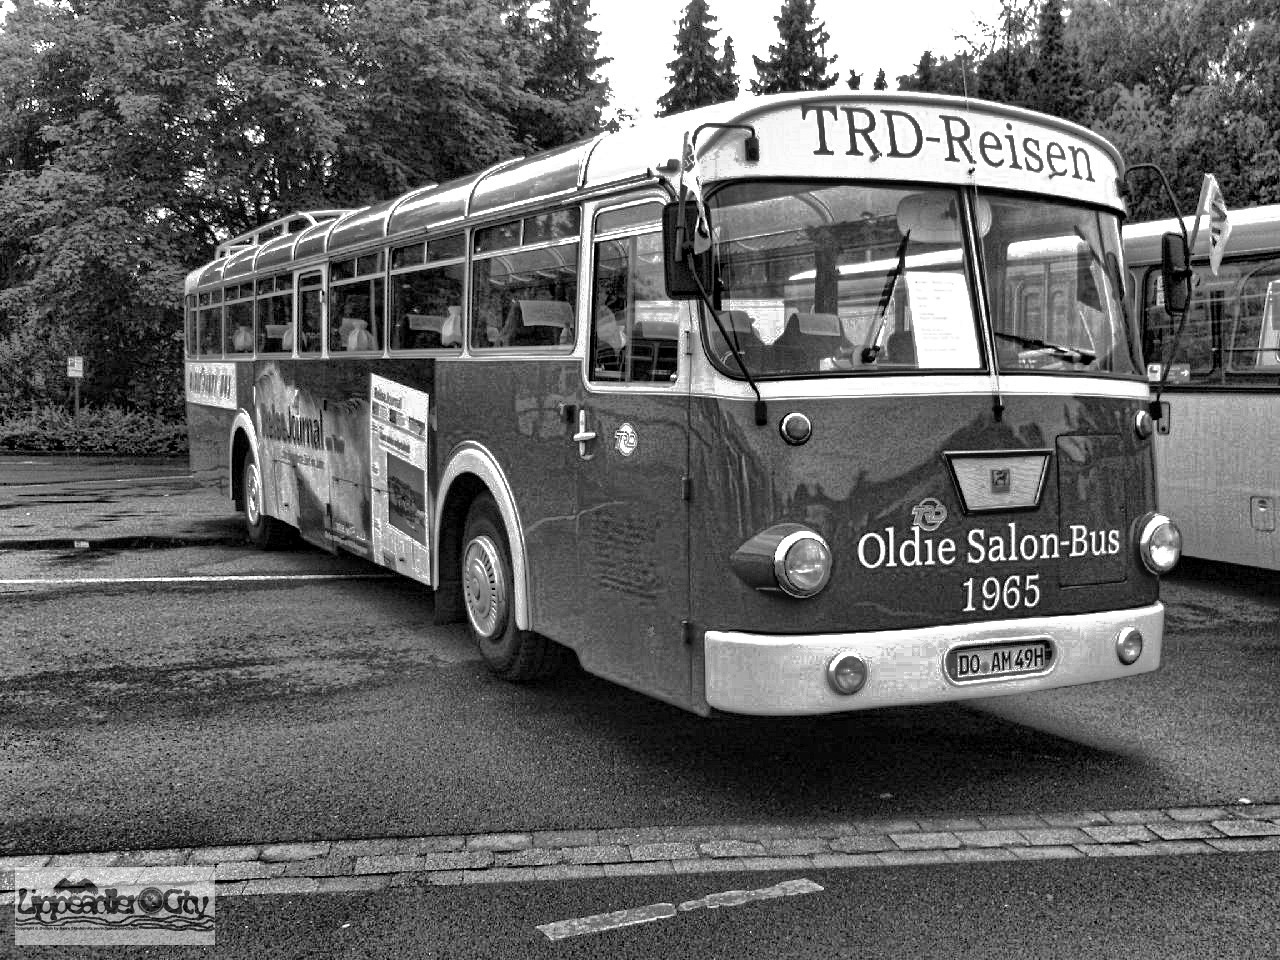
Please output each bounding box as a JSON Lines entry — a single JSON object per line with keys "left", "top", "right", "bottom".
{"left": 704, "top": 603, "right": 1164, "bottom": 716}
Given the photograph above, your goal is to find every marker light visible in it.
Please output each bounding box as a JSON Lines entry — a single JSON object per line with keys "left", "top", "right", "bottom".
{"left": 1134, "top": 409, "right": 1154, "bottom": 439}
{"left": 827, "top": 653, "right": 869, "bottom": 695}
{"left": 1137, "top": 513, "right": 1182, "bottom": 574}
{"left": 779, "top": 412, "right": 813, "bottom": 445}
{"left": 1115, "top": 627, "right": 1144, "bottom": 665}
{"left": 774, "top": 530, "right": 833, "bottom": 598}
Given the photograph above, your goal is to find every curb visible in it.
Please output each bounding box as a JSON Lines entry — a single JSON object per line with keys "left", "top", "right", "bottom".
{"left": 3, "top": 803, "right": 1279, "bottom": 900}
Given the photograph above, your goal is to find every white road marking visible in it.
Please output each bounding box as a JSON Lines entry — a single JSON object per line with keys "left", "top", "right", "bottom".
{"left": 0, "top": 573, "right": 396, "bottom": 586}
{"left": 536, "top": 878, "right": 824, "bottom": 940}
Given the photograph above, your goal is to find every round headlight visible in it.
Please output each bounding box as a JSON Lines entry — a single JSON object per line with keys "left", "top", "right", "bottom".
{"left": 773, "top": 530, "right": 832, "bottom": 598}
{"left": 1138, "top": 513, "right": 1182, "bottom": 574}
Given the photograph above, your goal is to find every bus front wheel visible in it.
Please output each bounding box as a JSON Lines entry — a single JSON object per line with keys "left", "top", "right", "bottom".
{"left": 461, "top": 495, "right": 558, "bottom": 681}
{"left": 240, "top": 451, "right": 290, "bottom": 550}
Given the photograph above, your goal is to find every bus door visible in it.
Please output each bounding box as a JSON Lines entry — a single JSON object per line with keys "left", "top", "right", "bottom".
{"left": 258, "top": 268, "right": 327, "bottom": 539}
{"left": 571, "top": 212, "right": 694, "bottom": 710}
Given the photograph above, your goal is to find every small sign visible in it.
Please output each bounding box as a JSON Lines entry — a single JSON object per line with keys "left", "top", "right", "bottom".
{"left": 67, "top": 356, "right": 84, "bottom": 379}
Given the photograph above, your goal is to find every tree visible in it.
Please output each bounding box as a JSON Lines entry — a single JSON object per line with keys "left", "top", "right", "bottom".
{"left": 750, "top": 0, "right": 839, "bottom": 95}
{"left": 510, "top": 0, "right": 612, "bottom": 150}
{"left": 657, "top": 0, "right": 739, "bottom": 116}
{"left": 898, "top": 51, "right": 937, "bottom": 92}
{"left": 0, "top": 0, "right": 569, "bottom": 418}
{"left": 1026, "top": 0, "right": 1087, "bottom": 123}
{"left": 1070, "top": 0, "right": 1279, "bottom": 216}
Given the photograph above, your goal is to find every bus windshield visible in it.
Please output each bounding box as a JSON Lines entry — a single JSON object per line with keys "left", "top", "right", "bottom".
{"left": 982, "top": 194, "right": 1138, "bottom": 376}
{"left": 702, "top": 182, "right": 1138, "bottom": 379}
{"left": 706, "top": 181, "right": 981, "bottom": 377}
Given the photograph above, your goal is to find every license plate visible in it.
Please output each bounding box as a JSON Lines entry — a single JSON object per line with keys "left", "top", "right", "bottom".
{"left": 945, "top": 638, "right": 1054, "bottom": 683}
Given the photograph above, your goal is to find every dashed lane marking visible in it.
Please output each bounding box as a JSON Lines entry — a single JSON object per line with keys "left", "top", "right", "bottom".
{"left": 1, "top": 804, "right": 1278, "bottom": 902}
{"left": 536, "top": 878, "right": 824, "bottom": 940}
{"left": 0, "top": 573, "right": 397, "bottom": 587}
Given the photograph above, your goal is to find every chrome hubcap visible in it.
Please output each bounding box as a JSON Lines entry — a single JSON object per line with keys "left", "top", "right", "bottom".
{"left": 245, "top": 463, "right": 261, "bottom": 526}
{"left": 463, "top": 535, "right": 507, "bottom": 641}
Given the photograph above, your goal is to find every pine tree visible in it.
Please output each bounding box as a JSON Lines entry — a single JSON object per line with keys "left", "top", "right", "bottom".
{"left": 1027, "top": 0, "right": 1087, "bottom": 122}
{"left": 721, "top": 36, "right": 740, "bottom": 97}
{"left": 657, "top": 0, "right": 739, "bottom": 116}
{"left": 512, "top": 0, "right": 612, "bottom": 149}
{"left": 750, "top": 0, "right": 839, "bottom": 95}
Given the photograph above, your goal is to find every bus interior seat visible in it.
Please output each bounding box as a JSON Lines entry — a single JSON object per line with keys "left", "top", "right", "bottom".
{"left": 630, "top": 316, "right": 680, "bottom": 381}
{"left": 593, "top": 309, "right": 626, "bottom": 375}
{"left": 710, "top": 309, "right": 762, "bottom": 369}
{"left": 440, "top": 307, "right": 462, "bottom": 347}
{"left": 507, "top": 299, "right": 574, "bottom": 347}
{"left": 886, "top": 329, "right": 917, "bottom": 365}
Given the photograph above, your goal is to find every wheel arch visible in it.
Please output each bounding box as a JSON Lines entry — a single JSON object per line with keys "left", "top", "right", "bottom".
{"left": 228, "top": 409, "right": 260, "bottom": 511}
{"left": 435, "top": 442, "right": 531, "bottom": 632}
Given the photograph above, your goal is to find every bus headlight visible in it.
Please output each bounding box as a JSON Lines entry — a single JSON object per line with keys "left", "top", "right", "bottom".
{"left": 730, "top": 524, "right": 833, "bottom": 598}
{"left": 1137, "top": 512, "right": 1181, "bottom": 574}
{"left": 773, "top": 529, "right": 832, "bottom": 598}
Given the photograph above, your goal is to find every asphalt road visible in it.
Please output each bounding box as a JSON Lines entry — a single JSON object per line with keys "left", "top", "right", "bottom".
{"left": 1, "top": 456, "right": 1278, "bottom": 958}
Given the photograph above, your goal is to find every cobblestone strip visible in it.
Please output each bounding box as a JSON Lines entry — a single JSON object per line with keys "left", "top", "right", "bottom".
{"left": 2, "top": 804, "right": 1278, "bottom": 902}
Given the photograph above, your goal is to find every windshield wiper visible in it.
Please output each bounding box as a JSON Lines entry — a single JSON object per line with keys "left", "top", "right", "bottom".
{"left": 995, "top": 331, "right": 1096, "bottom": 366}
{"left": 862, "top": 231, "right": 911, "bottom": 363}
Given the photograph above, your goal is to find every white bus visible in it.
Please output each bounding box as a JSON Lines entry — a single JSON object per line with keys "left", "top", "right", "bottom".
{"left": 1125, "top": 204, "right": 1280, "bottom": 570}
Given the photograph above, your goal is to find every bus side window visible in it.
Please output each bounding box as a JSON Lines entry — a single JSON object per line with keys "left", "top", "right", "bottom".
{"left": 472, "top": 244, "right": 578, "bottom": 350}
{"left": 297, "top": 274, "right": 323, "bottom": 354}
{"left": 390, "top": 260, "right": 464, "bottom": 351}
{"left": 1227, "top": 267, "right": 1280, "bottom": 373}
{"left": 590, "top": 229, "right": 680, "bottom": 384}
{"left": 1143, "top": 266, "right": 1218, "bottom": 382}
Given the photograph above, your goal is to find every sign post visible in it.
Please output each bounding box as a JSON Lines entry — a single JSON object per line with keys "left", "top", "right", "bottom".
{"left": 67, "top": 356, "right": 83, "bottom": 417}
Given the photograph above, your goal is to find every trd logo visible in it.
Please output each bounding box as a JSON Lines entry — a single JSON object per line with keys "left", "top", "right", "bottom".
{"left": 910, "top": 497, "right": 948, "bottom": 532}
{"left": 990, "top": 468, "right": 1011, "bottom": 494}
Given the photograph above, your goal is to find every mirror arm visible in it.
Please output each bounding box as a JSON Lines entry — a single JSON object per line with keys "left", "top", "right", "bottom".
{"left": 1126, "top": 163, "right": 1193, "bottom": 420}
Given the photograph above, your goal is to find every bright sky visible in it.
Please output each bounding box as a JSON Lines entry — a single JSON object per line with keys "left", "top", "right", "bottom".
{"left": 593, "top": 0, "right": 1007, "bottom": 118}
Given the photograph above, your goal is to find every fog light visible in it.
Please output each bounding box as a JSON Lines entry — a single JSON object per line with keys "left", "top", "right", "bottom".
{"left": 773, "top": 530, "right": 832, "bottom": 598}
{"left": 1137, "top": 513, "right": 1181, "bottom": 574}
{"left": 1116, "top": 626, "right": 1143, "bottom": 665}
{"left": 827, "top": 653, "right": 868, "bottom": 695}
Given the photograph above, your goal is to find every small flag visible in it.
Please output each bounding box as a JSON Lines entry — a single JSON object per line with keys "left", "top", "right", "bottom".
{"left": 678, "top": 132, "right": 712, "bottom": 255}
{"left": 1194, "top": 173, "right": 1232, "bottom": 276}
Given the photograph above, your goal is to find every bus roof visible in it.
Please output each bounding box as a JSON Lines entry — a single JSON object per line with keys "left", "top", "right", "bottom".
{"left": 188, "top": 91, "right": 1126, "bottom": 293}
{"left": 1123, "top": 202, "right": 1280, "bottom": 264}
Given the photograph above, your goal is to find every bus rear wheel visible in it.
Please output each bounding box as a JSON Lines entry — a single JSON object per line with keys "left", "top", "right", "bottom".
{"left": 240, "top": 451, "right": 290, "bottom": 549}
{"left": 461, "top": 494, "right": 558, "bottom": 681}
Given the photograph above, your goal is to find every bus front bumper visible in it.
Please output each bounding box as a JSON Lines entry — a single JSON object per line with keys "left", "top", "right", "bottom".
{"left": 703, "top": 603, "right": 1164, "bottom": 716}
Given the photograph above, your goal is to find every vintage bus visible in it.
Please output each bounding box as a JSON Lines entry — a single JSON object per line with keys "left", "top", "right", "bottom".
{"left": 1126, "top": 204, "right": 1280, "bottom": 571}
{"left": 184, "top": 92, "right": 1182, "bottom": 716}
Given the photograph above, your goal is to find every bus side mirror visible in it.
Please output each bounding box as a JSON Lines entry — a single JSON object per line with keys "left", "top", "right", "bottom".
{"left": 663, "top": 203, "right": 715, "bottom": 300}
{"left": 1160, "top": 231, "right": 1191, "bottom": 315}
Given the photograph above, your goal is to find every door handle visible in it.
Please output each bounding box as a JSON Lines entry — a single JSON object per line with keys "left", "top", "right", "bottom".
{"left": 572, "top": 408, "right": 596, "bottom": 458}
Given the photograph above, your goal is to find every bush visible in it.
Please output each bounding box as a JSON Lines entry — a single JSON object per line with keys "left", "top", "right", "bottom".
{"left": 0, "top": 405, "right": 188, "bottom": 456}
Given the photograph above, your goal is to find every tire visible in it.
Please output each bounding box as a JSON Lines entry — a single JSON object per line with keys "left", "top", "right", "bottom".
{"left": 240, "top": 450, "right": 290, "bottom": 550}
{"left": 461, "top": 494, "right": 559, "bottom": 681}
